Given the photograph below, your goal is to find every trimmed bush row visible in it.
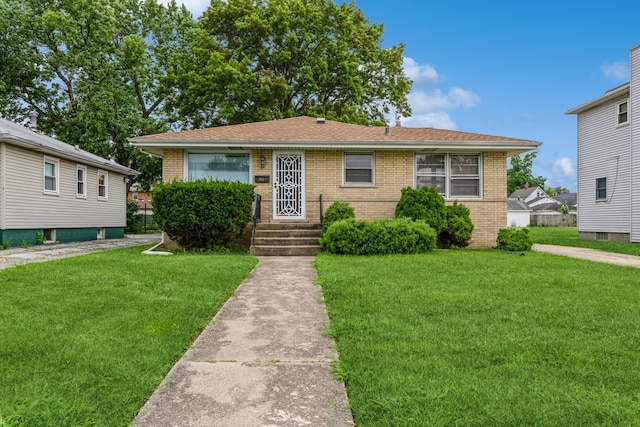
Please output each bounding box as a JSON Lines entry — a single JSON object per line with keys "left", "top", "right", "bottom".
{"left": 321, "top": 218, "right": 437, "bottom": 255}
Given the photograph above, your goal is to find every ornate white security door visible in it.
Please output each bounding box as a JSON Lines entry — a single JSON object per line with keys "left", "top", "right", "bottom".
{"left": 273, "top": 152, "right": 305, "bottom": 219}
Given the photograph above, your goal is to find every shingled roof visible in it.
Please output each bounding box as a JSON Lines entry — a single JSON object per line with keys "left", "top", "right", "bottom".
{"left": 131, "top": 116, "right": 540, "bottom": 156}
{"left": 0, "top": 116, "right": 137, "bottom": 175}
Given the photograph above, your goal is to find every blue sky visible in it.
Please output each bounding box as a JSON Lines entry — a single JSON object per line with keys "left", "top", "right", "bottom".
{"left": 166, "top": 0, "right": 640, "bottom": 192}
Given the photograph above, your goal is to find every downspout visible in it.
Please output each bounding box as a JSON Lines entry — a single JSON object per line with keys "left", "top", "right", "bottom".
{"left": 142, "top": 231, "right": 172, "bottom": 256}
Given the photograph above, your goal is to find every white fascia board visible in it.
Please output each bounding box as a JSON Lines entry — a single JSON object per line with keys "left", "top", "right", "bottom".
{"left": 131, "top": 139, "right": 541, "bottom": 156}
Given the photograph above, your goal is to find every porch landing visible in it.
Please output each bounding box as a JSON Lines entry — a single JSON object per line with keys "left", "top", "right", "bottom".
{"left": 251, "top": 223, "right": 322, "bottom": 256}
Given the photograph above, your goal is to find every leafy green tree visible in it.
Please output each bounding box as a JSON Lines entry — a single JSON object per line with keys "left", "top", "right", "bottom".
{"left": 0, "top": 0, "right": 195, "bottom": 191}
{"left": 554, "top": 186, "right": 570, "bottom": 194}
{"left": 171, "top": 0, "right": 412, "bottom": 127}
{"left": 507, "top": 152, "right": 546, "bottom": 196}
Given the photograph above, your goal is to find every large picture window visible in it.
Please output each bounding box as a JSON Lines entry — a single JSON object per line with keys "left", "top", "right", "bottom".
{"left": 187, "top": 153, "right": 250, "bottom": 183}
{"left": 415, "top": 153, "right": 481, "bottom": 198}
{"left": 344, "top": 153, "right": 374, "bottom": 185}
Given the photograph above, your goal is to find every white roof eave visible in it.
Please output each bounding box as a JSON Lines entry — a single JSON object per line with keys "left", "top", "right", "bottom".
{"left": 2, "top": 134, "right": 138, "bottom": 175}
{"left": 130, "top": 138, "right": 541, "bottom": 157}
{"left": 566, "top": 83, "right": 630, "bottom": 115}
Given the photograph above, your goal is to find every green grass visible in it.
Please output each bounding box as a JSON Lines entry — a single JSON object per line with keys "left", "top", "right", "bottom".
{"left": 316, "top": 251, "right": 640, "bottom": 426}
{"left": 0, "top": 247, "right": 257, "bottom": 427}
{"left": 528, "top": 226, "right": 640, "bottom": 256}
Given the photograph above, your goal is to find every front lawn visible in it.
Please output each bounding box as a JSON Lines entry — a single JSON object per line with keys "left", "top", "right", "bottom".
{"left": 316, "top": 251, "right": 640, "bottom": 426}
{"left": 0, "top": 248, "right": 257, "bottom": 427}
{"left": 528, "top": 226, "right": 640, "bottom": 256}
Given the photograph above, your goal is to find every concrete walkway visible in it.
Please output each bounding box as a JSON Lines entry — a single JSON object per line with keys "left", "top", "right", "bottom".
{"left": 132, "top": 256, "right": 353, "bottom": 427}
{"left": 0, "top": 233, "right": 162, "bottom": 270}
{"left": 532, "top": 244, "right": 640, "bottom": 268}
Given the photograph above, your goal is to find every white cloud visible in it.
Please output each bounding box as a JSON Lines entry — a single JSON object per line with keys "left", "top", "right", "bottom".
{"left": 601, "top": 61, "right": 629, "bottom": 82}
{"left": 403, "top": 57, "right": 439, "bottom": 85}
{"left": 397, "top": 57, "right": 481, "bottom": 128}
{"left": 553, "top": 157, "right": 576, "bottom": 178}
{"left": 408, "top": 87, "right": 481, "bottom": 113}
{"left": 402, "top": 112, "right": 458, "bottom": 130}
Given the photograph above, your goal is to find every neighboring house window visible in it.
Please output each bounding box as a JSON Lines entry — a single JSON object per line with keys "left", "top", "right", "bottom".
{"left": 187, "top": 153, "right": 250, "bottom": 183}
{"left": 76, "top": 165, "right": 87, "bottom": 198}
{"left": 43, "top": 157, "right": 59, "bottom": 195}
{"left": 344, "top": 153, "right": 374, "bottom": 185}
{"left": 596, "top": 177, "right": 607, "bottom": 201}
{"left": 132, "top": 191, "right": 138, "bottom": 200}
{"left": 617, "top": 101, "right": 628, "bottom": 125}
{"left": 97, "top": 170, "right": 108, "bottom": 200}
{"left": 415, "top": 154, "right": 481, "bottom": 198}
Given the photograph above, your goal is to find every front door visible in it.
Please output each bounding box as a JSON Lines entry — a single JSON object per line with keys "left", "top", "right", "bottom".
{"left": 273, "top": 152, "right": 305, "bottom": 219}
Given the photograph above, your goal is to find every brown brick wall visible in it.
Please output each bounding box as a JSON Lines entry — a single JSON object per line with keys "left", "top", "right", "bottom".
{"left": 163, "top": 148, "right": 509, "bottom": 248}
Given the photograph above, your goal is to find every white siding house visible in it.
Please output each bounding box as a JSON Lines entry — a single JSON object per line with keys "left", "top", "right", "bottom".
{"left": 0, "top": 117, "right": 137, "bottom": 247}
{"left": 566, "top": 45, "right": 639, "bottom": 242}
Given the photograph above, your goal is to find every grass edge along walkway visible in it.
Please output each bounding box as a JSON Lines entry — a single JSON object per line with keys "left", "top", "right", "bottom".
{"left": 0, "top": 247, "right": 257, "bottom": 427}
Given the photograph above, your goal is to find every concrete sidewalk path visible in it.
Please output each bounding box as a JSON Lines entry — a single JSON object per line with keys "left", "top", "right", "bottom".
{"left": 532, "top": 244, "right": 640, "bottom": 268}
{"left": 0, "top": 233, "right": 161, "bottom": 270}
{"left": 132, "top": 256, "right": 353, "bottom": 427}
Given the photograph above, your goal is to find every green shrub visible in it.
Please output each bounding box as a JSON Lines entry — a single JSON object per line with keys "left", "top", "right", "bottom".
{"left": 153, "top": 180, "right": 254, "bottom": 250}
{"left": 126, "top": 201, "right": 143, "bottom": 233}
{"left": 323, "top": 201, "right": 355, "bottom": 233}
{"left": 395, "top": 186, "right": 447, "bottom": 234}
{"left": 496, "top": 227, "right": 533, "bottom": 252}
{"left": 35, "top": 231, "right": 46, "bottom": 245}
{"left": 321, "top": 218, "right": 437, "bottom": 255}
{"left": 438, "top": 201, "right": 474, "bottom": 248}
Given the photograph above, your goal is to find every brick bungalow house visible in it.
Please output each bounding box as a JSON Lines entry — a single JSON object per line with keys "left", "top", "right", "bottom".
{"left": 130, "top": 116, "right": 540, "bottom": 249}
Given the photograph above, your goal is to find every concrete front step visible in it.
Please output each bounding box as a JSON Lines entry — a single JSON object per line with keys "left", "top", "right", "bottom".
{"left": 254, "top": 229, "right": 321, "bottom": 238}
{"left": 251, "top": 222, "right": 322, "bottom": 256}
{"left": 256, "top": 222, "right": 322, "bottom": 230}
{"left": 251, "top": 245, "right": 321, "bottom": 256}
{"left": 253, "top": 237, "right": 321, "bottom": 246}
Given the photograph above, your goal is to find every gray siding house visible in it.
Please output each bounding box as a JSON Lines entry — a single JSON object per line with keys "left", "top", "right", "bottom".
{"left": 566, "top": 45, "right": 640, "bottom": 242}
{"left": 0, "top": 117, "right": 137, "bottom": 247}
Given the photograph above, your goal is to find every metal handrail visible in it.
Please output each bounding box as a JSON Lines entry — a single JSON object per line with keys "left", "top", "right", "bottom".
{"left": 319, "top": 194, "right": 324, "bottom": 226}
{"left": 251, "top": 194, "right": 262, "bottom": 243}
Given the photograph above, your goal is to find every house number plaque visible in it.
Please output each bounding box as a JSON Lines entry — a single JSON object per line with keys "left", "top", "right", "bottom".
{"left": 254, "top": 175, "right": 270, "bottom": 183}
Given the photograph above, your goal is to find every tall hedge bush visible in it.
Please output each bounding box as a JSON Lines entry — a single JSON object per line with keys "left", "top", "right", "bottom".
{"left": 153, "top": 180, "right": 254, "bottom": 249}
{"left": 395, "top": 186, "right": 447, "bottom": 234}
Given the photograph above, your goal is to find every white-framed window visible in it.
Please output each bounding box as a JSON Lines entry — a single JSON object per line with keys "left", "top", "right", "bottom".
{"left": 76, "top": 165, "right": 87, "bottom": 198}
{"left": 43, "top": 157, "right": 59, "bottom": 195}
{"left": 97, "top": 170, "right": 108, "bottom": 200}
{"left": 343, "top": 152, "right": 375, "bottom": 185}
{"left": 617, "top": 100, "right": 628, "bottom": 125}
{"left": 596, "top": 177, "right": 607, "bottom": 201}
{"left": 415, "top": 153, "right": 481, "bottom": 198}
{"left": 186, "top": 152, "right": 250, "bottom": 183}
